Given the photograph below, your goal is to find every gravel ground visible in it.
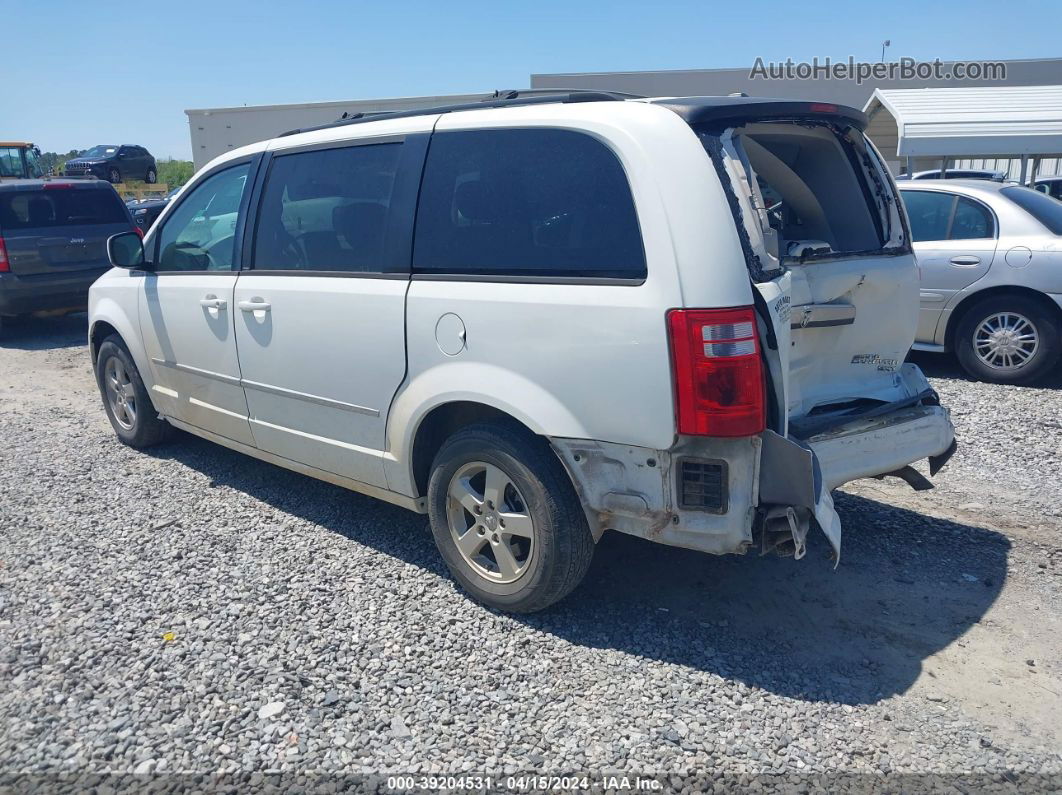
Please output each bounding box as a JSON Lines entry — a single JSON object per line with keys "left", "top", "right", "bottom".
{"left": 1, "top": 316, "right": 1061, "bottom": 792}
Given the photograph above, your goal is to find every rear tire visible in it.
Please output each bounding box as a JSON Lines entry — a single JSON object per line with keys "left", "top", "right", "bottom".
{"left": 95, "top": 335, "right": 172, "bottom": 448}
{"left": 145, "top": 168, "right": 157, "bottom": 184}
{"left": 427, "top": 422, "right": 594, "bottom": 613}
{"left": 954, "top": 295, "right": 1061, "bottom": 384}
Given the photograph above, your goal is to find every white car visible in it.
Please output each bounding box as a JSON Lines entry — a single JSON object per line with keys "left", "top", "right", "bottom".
{"left": 90, "top": 92, "right": 955, "bottom": 612}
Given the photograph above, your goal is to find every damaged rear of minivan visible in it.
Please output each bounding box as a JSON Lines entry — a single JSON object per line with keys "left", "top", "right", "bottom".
{"left": 683, "top": 97, "right": 956, "bottom": 558}
{"left": 560, "top": 97, "right": 956, "bottom": 565}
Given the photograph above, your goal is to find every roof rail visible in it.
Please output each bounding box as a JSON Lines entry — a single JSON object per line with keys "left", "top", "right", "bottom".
{"left": 278, "top": 89, "right": 643, "bottom": 137}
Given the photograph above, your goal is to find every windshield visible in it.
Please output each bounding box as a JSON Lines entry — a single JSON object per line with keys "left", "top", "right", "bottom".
{"left": 0, "top": 147, "right": 24, "bottom": 177}
{"left": 1001, "top": 186, "right": 1062, "bottom": 235}
{"left": 81, "top": 146, "right": 117, "bottom": 159}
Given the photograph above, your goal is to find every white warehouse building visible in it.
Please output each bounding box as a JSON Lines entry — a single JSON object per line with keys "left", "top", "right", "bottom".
{"left": 186, "top": 93, "right": 483, "bottom": 170}
{"left": 186, "top": 57, "right": 1062, "bottom": 172}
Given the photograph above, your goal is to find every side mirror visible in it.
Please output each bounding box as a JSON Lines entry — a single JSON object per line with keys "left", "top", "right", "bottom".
{"left": 108, "top": 231, "right": 147, "bottom": 269}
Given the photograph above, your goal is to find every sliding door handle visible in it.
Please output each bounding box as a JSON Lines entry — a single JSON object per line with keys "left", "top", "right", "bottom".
{"left": 199, "top": 297, "right": 227, "bottom": 309}
{"left": 238, "top": 299, "right": 271, "bottom": 312}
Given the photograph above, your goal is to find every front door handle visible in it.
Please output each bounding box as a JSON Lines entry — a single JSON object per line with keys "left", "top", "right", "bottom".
{"left": 199, "top": 297, "right": 227, "bottom": 309}
{"left": 949, "top": 255, "right": 981, "bottom": 267}
{"left": 238, "top": 299, "right": 271, "bottom": 312}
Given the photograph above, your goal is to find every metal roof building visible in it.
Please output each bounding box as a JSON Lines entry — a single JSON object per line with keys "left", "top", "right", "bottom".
{"left": 863, "top": 85, "right": 1062, "bottom": 179}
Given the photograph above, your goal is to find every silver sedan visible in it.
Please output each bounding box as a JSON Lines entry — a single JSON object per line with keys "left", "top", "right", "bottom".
{"left": 898, "top": 180, "right": 1062, "bottom": 384}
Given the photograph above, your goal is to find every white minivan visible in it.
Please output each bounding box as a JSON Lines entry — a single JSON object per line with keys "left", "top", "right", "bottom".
{"left": 90, "top": 92, "right": 955, "bottom": 612}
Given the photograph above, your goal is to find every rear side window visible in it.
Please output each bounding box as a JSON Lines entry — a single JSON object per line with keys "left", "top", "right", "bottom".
{"left": 413, "top": 129, "right": 645, "bottom": 279}
{"left": 1001, "top": 186, "right": 1062, "bottom": 235}
{"left": 0, "top": 188, "right": 127, "bottom": 230}
{"left": 950, "top": 196, "right": 994, "bottom": 239}
{"left": 252, "top": 143, "right": 401, "bottom": 273}
{"left": 900, "top": 191, "right": 953, "bottom": 242}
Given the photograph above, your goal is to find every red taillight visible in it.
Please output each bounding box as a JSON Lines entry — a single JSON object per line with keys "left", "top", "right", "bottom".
{"left": 0, "top": 236, "right": 9, "bottom": 273}
{"left": 809, "top": 102, "right": 839, "bottom": 113}
{"left": 133, "top": 226, "right": 144, "bottom": 239}
{"left": 42, "top": 181, "right": 76, "bottom": 190}
{"left": 667, "top": 307, "right": 766, "bottom": 437}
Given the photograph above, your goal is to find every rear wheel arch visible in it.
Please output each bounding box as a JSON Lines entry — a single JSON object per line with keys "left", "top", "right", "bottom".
{"left": 410, "top": 401, "right": 541, "bottom": 499}
{"left": 945, "top": 286, "right": 1062, "bottom": 351}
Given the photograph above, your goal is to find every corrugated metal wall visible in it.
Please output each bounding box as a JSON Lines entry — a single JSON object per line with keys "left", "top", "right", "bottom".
{"left": 952, "top": 156, "right": 1062, "bottom": 179}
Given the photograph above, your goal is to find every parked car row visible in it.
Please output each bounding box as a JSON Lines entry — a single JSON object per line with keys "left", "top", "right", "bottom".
{"left": 64, "top": 145, "right": 157, "bottom": 184}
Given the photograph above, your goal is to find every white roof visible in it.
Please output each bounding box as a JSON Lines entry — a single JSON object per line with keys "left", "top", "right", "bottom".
{"left": 864, "top": 85, "right": 1062, "bottom": 158}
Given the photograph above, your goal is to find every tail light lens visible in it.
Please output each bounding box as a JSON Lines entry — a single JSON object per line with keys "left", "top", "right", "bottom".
{"left": 667, "top": 307, "right": 766, "bottom": 437}
{"left": 0, "top": 236, "right": 9, "bottom": 273}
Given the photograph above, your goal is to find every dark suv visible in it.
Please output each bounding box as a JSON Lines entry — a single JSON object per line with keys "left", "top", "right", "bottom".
{"left": 64, "top": 145, "right": 157, "bottom": 184}
{"left": 0, "top": 179, "right": 136, "bottom": 334}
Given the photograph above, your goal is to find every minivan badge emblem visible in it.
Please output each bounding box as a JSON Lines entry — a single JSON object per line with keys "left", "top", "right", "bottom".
{"left": 70, "top": 238, "right": 85, "bottom": 244}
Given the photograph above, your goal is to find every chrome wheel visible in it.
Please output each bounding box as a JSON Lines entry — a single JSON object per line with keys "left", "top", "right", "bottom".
{"left": 446, "top": 461, "right": 535, "bottom": 584}
{"left": 103, "top": 356, "right": 137, "bottom": 430}
{"left": 973, "top": 312, "right": 1039, "bottom": 372}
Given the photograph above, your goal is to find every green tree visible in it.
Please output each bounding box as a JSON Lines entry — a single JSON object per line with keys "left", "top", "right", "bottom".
{"left": 156, "top": 159, "right": 194, "bottom": 188}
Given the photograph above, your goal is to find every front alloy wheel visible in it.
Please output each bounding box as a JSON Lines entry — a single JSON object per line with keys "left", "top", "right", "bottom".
{"left": 103, "top": 355, "right": 137, "bottom": 430}
{"left": 446, "top": 461, "right": 535, "bottom": 583}
{"left": 94, "top": 335, "right": 172, "bottom": 448}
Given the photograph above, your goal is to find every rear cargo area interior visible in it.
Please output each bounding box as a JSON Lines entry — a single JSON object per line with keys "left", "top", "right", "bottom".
{"left": 736, "top": 123, "right": 883, "bottom": 256}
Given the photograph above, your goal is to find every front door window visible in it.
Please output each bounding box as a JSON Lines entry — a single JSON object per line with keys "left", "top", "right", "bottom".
{"left": 155, "top": 164, "right": 249, "bottom": 272}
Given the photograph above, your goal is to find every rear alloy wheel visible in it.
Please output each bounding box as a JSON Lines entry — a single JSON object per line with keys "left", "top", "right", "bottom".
{"left": 95, "top": 335, "right": 173, "bottom": 447}
{"left": 446, "top": 461, "right": 536, "bottom": 584}
{"left": 108, "top": 167, "right": 121, "bottom": 184}
{"left": 145, "top": 168, "right": 157, "bottom": 184}
{"left": 955, "top": 295, "right": 1061, "bottom": 384}
{"left": 427, "top": 422, "right": 594, "bottom": 612}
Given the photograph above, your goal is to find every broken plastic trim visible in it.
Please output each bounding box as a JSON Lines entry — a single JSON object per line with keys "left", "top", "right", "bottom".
{"left": 697, "top": 130, "right": 777, "bottom": 284}
{"left": 879, "top": 465, "right": 935, "bottom": 491}
{"left": 788, "top": 387, "right": 939, "bottom": 440}
{"left": 929, "top": 438, "right": 958, "bottom": 476}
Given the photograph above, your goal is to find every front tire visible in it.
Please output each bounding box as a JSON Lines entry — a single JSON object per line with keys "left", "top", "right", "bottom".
{"left": 108, "top": 167, "right": 121, "bottom": 184}
{"left": 427, "top": 422, "right": 594, "bottom": 613}
{"left": 95, "top": 335, "right": 172, "bottom": 447}
{"left": 954, "top": 295, "right": 1061, "bottom": 384}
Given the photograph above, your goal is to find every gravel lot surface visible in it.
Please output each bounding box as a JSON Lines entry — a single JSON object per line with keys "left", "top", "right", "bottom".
{"left": 1, "top": 316, "right": 1061, "bottom": 791}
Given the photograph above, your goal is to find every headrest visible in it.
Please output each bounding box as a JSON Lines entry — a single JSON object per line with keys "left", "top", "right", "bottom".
{"left": 333, "top": 202, "right": 387, "bottom": 243}
{"left": 454, "top": 180, "right": 500, "bottom": 223}
{"left": 28, "top": 196, "right": 54, "bottom": 225}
